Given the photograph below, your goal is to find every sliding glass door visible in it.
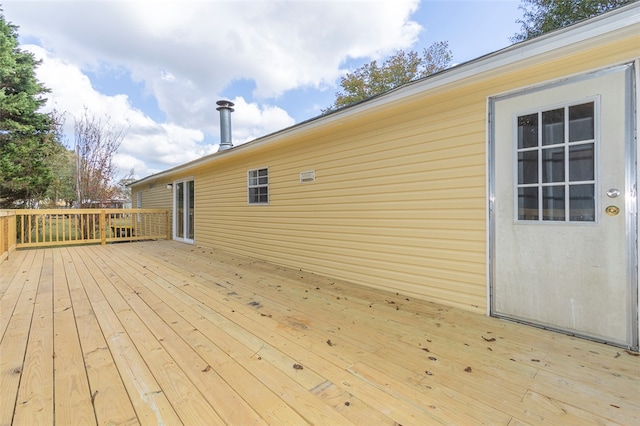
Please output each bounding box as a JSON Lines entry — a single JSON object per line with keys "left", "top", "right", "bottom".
{"left": 173, "top": 179, "right": 194, "bottom": 243}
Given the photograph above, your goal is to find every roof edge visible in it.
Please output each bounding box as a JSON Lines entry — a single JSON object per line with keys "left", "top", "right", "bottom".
{"left": 130, "top": 2, "right": 640, "bottom": 188}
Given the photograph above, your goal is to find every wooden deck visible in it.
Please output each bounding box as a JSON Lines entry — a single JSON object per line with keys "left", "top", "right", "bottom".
{"left": 1, "top": 241, "right": 638, "bottom": 425}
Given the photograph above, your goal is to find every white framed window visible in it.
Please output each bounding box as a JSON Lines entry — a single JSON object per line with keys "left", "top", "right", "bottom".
{"left": 248, "top": 168, "right": 269, "bottom": 204}
{"left": 515, "top": 99, "right": 597, "bottom": 222}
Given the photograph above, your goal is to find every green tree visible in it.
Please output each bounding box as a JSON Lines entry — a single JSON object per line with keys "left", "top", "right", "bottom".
{"left": 44, "top": 146, "right": 77, "bottom": 207}
{"left": 0, "top": 10, "right": 62, "bottom": 207}
{"left": 511, "top": 0, "right": 635, "bottom": 42}
{"left": 324, "top": 41, "right": 452, "bottom": 112}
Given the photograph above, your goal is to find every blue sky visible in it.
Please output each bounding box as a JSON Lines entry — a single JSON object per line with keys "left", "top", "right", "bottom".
{"left": 3, "top": 0, "right": 522, "bottom": 179}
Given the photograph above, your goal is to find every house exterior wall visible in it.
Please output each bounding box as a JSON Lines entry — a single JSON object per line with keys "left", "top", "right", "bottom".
{"left": 132, "top": 20, "right": 639, "bottom": 314}
{"left": 193, "top": 97, "right": 488, "bottom": 310}
{"left": 132, "top": 180, "right": 173, "bottom": 235}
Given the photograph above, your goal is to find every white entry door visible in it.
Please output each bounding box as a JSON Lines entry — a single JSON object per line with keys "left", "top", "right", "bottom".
{"left": 490, "top": 65, "right": 637, "bottom": 349}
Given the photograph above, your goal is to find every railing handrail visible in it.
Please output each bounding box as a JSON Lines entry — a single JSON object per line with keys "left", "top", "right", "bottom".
{"left": 1, "top": 208, "right": 170, "bottom": 253}
{"left": 16, "top": 208, "right": 168, "bottom": 214}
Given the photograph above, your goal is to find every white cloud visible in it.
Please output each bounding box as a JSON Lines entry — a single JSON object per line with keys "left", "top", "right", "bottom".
{"left": 25, "top": 44, "right": 296, "bottom": 179}
{"left": 4, "top": 0, "right": 423, "bottom": 178}
{"left": 25, "top": 45, "right": 207, "bottom": 177}
{"left": 229, "top": 97, "right": 296, "bottom": 143}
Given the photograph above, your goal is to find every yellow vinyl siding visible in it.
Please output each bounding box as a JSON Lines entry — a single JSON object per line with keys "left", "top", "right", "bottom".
{"left": 132, "top": 181, "right": 173, "bottom": 235}
{"left": 133, "top": 182, "right": 172, "bottom": 209}
{"left": 195, "top": 92, "right": 488, "bottom": 311}
{"left": 139, "top": 23, "right": 639, "bottom": 314}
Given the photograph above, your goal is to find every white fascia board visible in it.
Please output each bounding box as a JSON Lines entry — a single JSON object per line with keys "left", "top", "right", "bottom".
{"left": 131, "top": 3, "right": 640, "bottom": 188}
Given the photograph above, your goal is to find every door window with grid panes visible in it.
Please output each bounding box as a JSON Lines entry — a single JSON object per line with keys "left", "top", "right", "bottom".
{"left": 516, "top": 101, "right": 596, "bottom": 222}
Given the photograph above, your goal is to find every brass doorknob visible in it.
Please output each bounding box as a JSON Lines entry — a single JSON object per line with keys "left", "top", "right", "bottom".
{"left": 605, "top": 205, "right": 620, "bottom": 216}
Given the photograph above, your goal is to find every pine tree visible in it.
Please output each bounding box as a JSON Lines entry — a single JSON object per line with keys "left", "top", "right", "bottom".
{"left": 0, "top": 9, "right": 62, "bottom": 207}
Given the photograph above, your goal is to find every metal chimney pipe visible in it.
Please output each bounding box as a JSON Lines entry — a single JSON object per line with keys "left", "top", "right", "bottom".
{"left": 216, "top": 100, "right": 234, "bottom": 151}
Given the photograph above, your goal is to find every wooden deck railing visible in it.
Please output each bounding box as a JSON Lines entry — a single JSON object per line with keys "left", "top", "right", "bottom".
{"left": 0, "top": 210, "right": 17, "bottom": 262}
{"left": 0, "top": 209, "right": 170, "bottom": 251}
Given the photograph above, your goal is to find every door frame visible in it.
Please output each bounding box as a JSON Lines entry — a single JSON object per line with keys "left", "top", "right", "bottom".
{"left": 172, "top": 177, "right": 195, "bottom": 244}
{"left": 487, "top": 63, "right": 639, "bottom": 349}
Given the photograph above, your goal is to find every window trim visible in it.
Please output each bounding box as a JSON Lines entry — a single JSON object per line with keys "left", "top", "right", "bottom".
{"left": 247, "top": 167, "right": 269, "bottom": 205}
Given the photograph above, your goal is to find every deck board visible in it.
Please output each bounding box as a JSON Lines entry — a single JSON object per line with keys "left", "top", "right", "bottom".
{"left": 53, "top": 248, "right": 95, "bottom": 425}
{"left": 64, "top": 247, "right": 140, "bottom": 425}
{"left": 0, "top": 240, "right": 638, "bottom": 425}
{"left": 12, "top": 250, "right": 54, "bottom": 426}
{"left": 1, "top": 250, "right": 44, "bottom": 426}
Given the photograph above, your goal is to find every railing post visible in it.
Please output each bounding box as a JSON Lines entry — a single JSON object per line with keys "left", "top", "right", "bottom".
{"left": 10, "top": 213, "right": 16, "bottom": 253}
{"left": 166, "top": 210, "right": 171, "bottom": 240}
{"left": 100, "top": 210, "right": 106, "bottom": 246}
{"left": 0, "top": 211, "right": 17, "bottom": 263}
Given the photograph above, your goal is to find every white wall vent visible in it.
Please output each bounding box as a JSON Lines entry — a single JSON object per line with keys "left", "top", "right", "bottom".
{"left": 299, "top": 170, "right": 316, "bottom": 183}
